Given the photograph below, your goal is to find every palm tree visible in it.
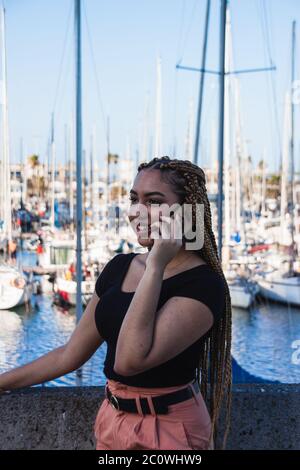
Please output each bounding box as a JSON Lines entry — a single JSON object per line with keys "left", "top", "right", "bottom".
{"left": 27, "top": 154, "right": 46, "bottom": 198}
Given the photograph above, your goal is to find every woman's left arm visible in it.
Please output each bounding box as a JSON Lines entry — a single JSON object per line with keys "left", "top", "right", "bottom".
{"left": 113, "top": 262, "right": 164, "bottom": 375}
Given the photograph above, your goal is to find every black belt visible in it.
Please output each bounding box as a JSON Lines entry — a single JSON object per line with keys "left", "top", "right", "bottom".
{"left": 105, "top": 380, "right": 200, "bottom": 415}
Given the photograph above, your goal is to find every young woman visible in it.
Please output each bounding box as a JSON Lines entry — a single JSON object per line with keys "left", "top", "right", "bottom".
{"left": 0, "top": 156, "right": 232, "bottom": 450}
{"left": 93, "top": 156, "right": 232, "bottom": 451}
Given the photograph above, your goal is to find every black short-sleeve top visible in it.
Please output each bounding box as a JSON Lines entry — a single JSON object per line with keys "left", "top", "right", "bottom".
{"left": 95, "top": 252, "right": 226, "bottom": 388}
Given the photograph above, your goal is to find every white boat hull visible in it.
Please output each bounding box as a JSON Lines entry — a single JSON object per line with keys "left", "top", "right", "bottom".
{"left": 257, "top": 274, "right": 300, "bottom": 305}
{"left": 40, "top": 275, "right": 55, "bottom": 294}
{"left": 228, "top": 283, "right": 254, "bottom": 309}
{"left": 54, "top": 277, "right": 95, "bottom": 306}
{"left": 0, "top": 266, "right": 32, "bottom": 310}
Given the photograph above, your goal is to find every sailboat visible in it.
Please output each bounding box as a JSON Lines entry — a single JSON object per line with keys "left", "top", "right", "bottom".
{"left": 255, "top": 21, "right": 300, "bottom": 306}
{"left": 0, "top": 6, "right": 32, "bottom": 310}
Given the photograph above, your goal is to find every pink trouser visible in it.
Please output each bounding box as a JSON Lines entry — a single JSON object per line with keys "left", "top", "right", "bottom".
{"left": 93, "top": 378, "right": 214, "bottom": 450}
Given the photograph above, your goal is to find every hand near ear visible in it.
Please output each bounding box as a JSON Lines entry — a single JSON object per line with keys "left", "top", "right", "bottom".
{"left": 146, "top": 214, "right": 183, "bottom": 270}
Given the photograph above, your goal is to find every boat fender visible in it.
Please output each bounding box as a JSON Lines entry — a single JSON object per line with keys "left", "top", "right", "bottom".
{"left": 10, "top": 277, "right": 26, "bottom": 289}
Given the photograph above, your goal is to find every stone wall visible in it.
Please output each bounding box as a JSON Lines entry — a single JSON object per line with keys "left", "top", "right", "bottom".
{"left": 0, "top": 384, "right": 299, "bottom": 450}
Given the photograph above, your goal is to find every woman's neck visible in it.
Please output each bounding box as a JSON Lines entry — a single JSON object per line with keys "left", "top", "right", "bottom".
{"left": 147, "top": 246, "right": 197, "bottom": 272}
{"left": 165, "top": 249, "right": 196, "bottom": 272}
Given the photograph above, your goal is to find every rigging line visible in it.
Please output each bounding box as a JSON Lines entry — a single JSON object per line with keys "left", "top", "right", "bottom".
{"left": 172, "top": 0, "right": 187, "bottom": 154}
{"left": 199, "top": 76, "right": 218, "bottom": 150}
{"left": 82, "top": 0, "right": 107, "bottom": 139}
{"left": 43, "top": 0, "right": 72, "bottom": 164}
{"left": 44, "top": 30, "right": 73, "bottom": 164}
{"left": 261, "top": 0, "right": 273, "bottom": 64}
{"left": 261, "top": 0, "right": 282, "bottom": 170}
{"left": 178, "top": 0, "right": 199, "bottom": 64}
{"left": 52, "top": 0, "right": 73, "bottom": 116}
{"left": 261, "top": 2, "right": 276, "bottom": 166}
{"left": 175, "top": 0, "right": 187, "bottom": 62}
{"left": 54, "top": 36, "right": 73, "bottom": 129}
{"left": 222, "top": 4, "right": 246, "bottom": 167}
{"left": 43, "top": 122, "right": 51, "bottom": 165}
{"left": 172, "top": 67, "right": 179, "bottom": 156}
{"left": 256, "top": 0, "right": 276, "bottom": 169}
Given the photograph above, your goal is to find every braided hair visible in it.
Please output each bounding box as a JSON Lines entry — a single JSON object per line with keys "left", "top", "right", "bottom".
{"left": 137, "top": 156, "right": 232, "bottom": 450}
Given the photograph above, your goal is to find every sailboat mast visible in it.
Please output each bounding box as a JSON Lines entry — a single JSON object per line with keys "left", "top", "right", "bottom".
{"left": 234, "top": 77, "right": 247, "bottom": 248}
{"left": 50, "top": 113, "right": 55, "bottom": 230}
{"left": 289, "top": 20, "right": 296, "bottom": 269}
{"left": 90, "top": 128, "right": 96, "bottom": 225}
{"left": 20, "top": 137, "right": 24, "bottom": 208}
{"left": 1, "top": 6, "right": 12, "bottom": 244}
{"left": 217, "top": 0, "right": 227, "bottom": 262}
{"left": 193, "top": 0, "right": 210, "bottom": 165}
{"left": 154, "top": 56, "right": 162, "bottom": 157}
{"left": 142, "top": 92, "right": 150, "bottom": 163}
{"left": 106, "top": 116, "right": 110, "bottom": 219}
{"left": 69, "top": 118, "right": 74, "bottom": 227}
{"left": 75, "top": 0, "right": 83, "bottom": 324}
{"left": 280, "top": 92, "right": 290, "bottom": 246}
{"left": 223, "top": 4, "right": 232, "bottom": 259}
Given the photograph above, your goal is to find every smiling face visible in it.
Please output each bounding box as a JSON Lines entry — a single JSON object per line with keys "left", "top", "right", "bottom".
{"left": 127, "top": 169, "right": 182, "bottom": 248}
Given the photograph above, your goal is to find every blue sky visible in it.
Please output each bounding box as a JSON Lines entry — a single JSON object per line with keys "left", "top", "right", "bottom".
{"left": 3, "top": 0, "right": 300, "bottom": 173}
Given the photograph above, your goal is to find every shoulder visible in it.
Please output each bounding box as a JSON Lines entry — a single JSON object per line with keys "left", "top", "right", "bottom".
{"left": 95, "top": 253, "right": 129, "bottom": 297}
{"left": 178, "top": 264, "right": 224, "bottom": 287}
{"left": 172, "top": 266, "right": 226, "bottom": 324}
{"left": 186, "top": 265, "right": 226, "bottom": 295}
{"left": 197, "top": 264, "right": 225, "bottom": 284}
{"left": 102, "top": 252, "right": 128, "bottom": 271}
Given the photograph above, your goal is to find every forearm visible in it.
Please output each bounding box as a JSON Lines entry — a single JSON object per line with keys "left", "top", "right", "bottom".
{"left": 114, "top": 264, "right": 164, "bottom": 371}
{"left": 0, "top": 345, "right": 68, "bottom": 391}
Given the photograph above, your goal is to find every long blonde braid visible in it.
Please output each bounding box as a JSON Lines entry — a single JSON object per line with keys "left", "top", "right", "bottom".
{"left": 137, "top": 156, "right": 232, "bottom": 450}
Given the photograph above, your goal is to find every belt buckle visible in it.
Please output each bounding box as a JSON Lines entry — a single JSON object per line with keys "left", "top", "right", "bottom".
{"left": 109, "top": 393, "right": 120, "bottom": 411}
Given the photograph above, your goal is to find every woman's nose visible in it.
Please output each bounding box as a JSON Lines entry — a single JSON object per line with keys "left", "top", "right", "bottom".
{"left": 127, "top": 203, "right": 149, "bottom": 222}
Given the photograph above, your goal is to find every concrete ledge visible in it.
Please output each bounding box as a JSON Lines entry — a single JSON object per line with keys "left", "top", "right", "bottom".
{"left": 0, "top": 384, "right": 299, "bottom": 450}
